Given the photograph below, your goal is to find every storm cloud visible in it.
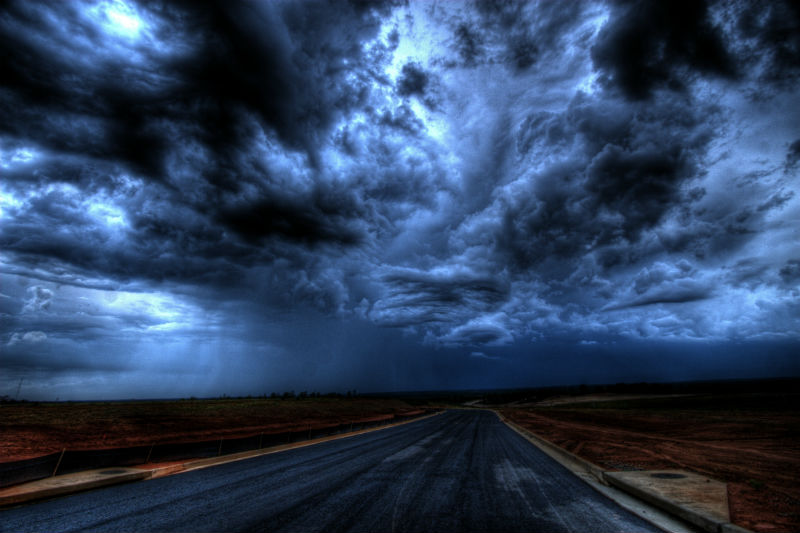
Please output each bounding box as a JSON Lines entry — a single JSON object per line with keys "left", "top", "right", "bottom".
{"left": 1, "top": 0, "right": 798, "bottom": 399}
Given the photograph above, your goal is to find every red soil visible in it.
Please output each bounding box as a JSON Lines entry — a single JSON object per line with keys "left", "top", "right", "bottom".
{"left": 0, "top": 398, "right": 421, "bottom": 461}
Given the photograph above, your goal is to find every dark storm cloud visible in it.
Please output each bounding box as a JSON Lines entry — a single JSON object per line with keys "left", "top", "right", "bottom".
{"left": 376, "top": 104, "right": 425, "bottom": 135}
{"left": 397, "top": 62, "right": 429, "bottom": 96}
{"left": 591, "top": 0, "right": 736, "bottom": 100}
{"left": 0, "top": 0, "right": 399, "bottom": 296}
{"left": 442, "top": 0, "right": 588, "bottom": 72}
{"left": 0, "top": 178, "right": 241, "bottom": 287}
{"left": 217, "top": 189, "right": 365, "bottom": 247}
{"left": 0, "top": 0, "right": 389, "bottom": 241}
{"left": 608, "top": 260, "right": 713, "bottom": 310}
{"left": 779, "top": 260, "right": 800, "bottom": 286}
{"left": 371, "top": 269, "right": 510, "bottom": 329}
{"left": 0, "top": 0, "right": 391, "bottom": 172}
{"left": 473, "top": 0, "right": 586, "bottom": 71}
{"left": 786, "top": 139, "right": 800, "bottom": 170}
{"left": 733, "top": 0, "right": 800, "bottom": 86}
{"left": 453, "top": 22, "right": 484, "bottom": 66}
{"left": 0, "top": 2, "right": 172, "bottom": 177}
{"left": 441, "top": 320, "right": 513, "bottom": 347}
{"left": 496, "top": 92, "right": 714, "bottom": 272}
{"left": 164, "top": 0, "right": 394, "bottom": 166}
{"left": 589, "top": 0, "right": 800, "bottom": 101}
{"left": 1, "top": 0, "right": 798, "bottom": 399}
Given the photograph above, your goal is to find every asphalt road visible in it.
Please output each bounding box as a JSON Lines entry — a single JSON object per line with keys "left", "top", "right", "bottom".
{"left": 0, "top": 410, "right": 661, "bottom": 532}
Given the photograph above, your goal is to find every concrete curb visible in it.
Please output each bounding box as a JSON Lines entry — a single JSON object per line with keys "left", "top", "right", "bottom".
{"left": 719, "top": 524, "right": 754, "bottom": 533}
{"left": 0, "top": 468, "right": 150, "bottom": 507}
{"left": 495, "top": 411, "right": 754, "bottom": 533}
{"left": 604, "top": 472, "right": 721, "bottom": 533}
{"left": 495, "top": 411, "right": 607, "bottom": 483}
{"left": 0, "top": 411, "right": 442, "bottom": 508}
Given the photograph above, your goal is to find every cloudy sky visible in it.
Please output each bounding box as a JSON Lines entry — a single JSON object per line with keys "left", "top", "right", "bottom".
{"left": 1, "top": 0, "right": 798, "bottom": 400}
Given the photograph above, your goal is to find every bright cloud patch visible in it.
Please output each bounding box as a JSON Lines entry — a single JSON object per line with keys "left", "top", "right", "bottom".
{"left": 89, "top": 0, "right": 144, "bottom": 39}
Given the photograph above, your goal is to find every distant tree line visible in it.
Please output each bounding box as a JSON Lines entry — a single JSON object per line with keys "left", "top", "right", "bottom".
{"left": 478, "top": 377, "right": 800, "bottom": 405}
{"left": 267, "top": 390, "right": 359, "bottom": 400}
{"left": 206, "top": 390, "right": 361, "bottom": 401}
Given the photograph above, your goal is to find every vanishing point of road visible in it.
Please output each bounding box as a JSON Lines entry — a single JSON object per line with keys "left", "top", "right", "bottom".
{"left": 0, "top": 410, "right": 661, "bottom": 532}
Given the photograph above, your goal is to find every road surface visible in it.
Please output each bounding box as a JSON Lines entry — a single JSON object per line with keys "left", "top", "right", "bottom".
{"left": 0, "top": 410, "right": 661, "bottom": 532}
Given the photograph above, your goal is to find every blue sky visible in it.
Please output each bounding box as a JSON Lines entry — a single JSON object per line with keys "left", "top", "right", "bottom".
{"left": 1, "top": 0, "right": 798, "bottom": 400}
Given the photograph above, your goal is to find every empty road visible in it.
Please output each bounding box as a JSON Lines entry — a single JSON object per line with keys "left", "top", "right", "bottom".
{"left": 0, "top": 410, "right": 661, "bottom": 532}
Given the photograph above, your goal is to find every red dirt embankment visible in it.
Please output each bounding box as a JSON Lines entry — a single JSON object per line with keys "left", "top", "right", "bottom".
{"left": 0, "top": 397, "right": 421, "bottom": 461}
{"left": 501, "top": 393, "right": 800, "bottom": 533}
